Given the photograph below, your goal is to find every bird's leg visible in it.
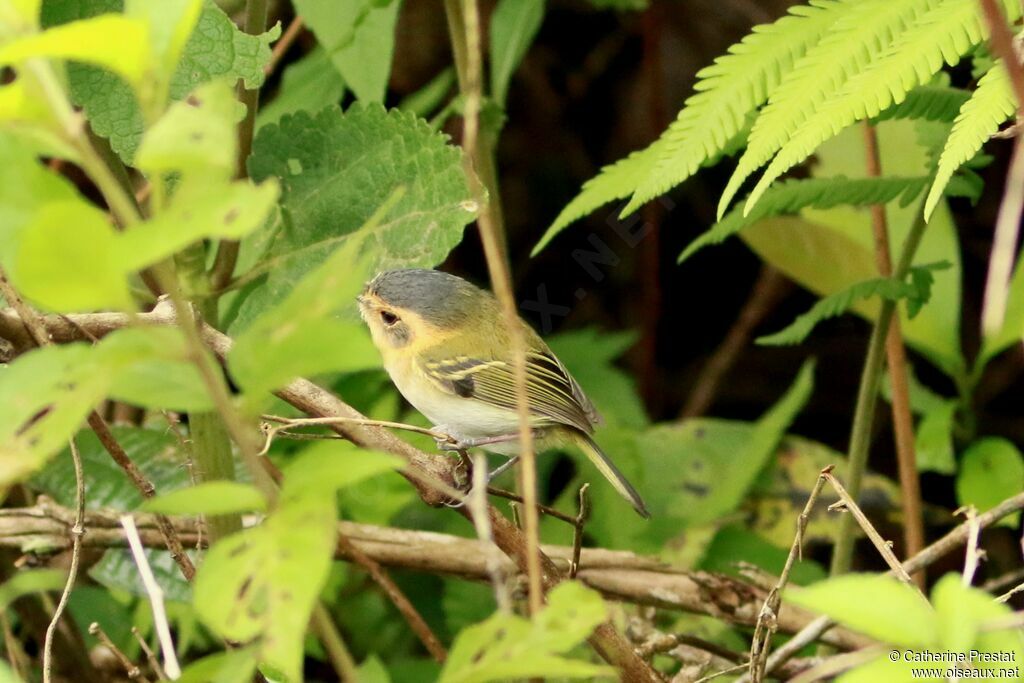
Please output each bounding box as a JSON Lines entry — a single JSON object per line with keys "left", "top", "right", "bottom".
{"left": 487, "top": 455, "right": 519, "bottom": 481}
{"left": 433, "top": 431, "right": 527, "bottom": 452}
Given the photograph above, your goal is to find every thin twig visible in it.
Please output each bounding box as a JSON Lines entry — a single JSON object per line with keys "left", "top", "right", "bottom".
{"left": 486, "top": 486, "right": 580, "bottom": 525}
{"left": 43, "top": 438, "right": 85, "bottom": 683}
{"left": 469, "top": 454, "right": 513, "bottom": 612}
{"left": 823, "top": 472, "right": 920, "bottom": 591}
{"left": 120, "top": 515, "right": 181, "bottom": 679}
{"left": 89, "top": 623, "right": 148, "bottom": 682}
{"left": 788, "top": 646, "right": 885, "bottom": 683}
{"left": 264, "top": 15, "right": 304, "bottom": 76}
{"left": 132, "top": 626, "right": 169, "bottom": 681}
{"left": 977, "top": 0, "right": 1024, "bottom": 337}
{"left": 861, "top": 121, "right": 925, "bottom": 587}
{"left": 694, "top": 662, "right": 750, "bottom": 683}
{"left": 451, "top": 0, "right": 544, "bottom": 617}
{"left": 746, "top": 466, "right": 831, "bottom": 683}
{"left": 336, "top": 531, "right": 447, "bottom": 662}
{"left": 570, "top": 484, "right": 590, "bottom": 579}
{"left": 259, "top": 414, "right": 451, "bottom": 456}
{"left": 957, "top": 506, "right": 984, "bottom": 586}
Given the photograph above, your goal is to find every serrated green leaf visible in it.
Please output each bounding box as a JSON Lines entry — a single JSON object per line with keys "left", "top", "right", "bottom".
{"left": 744, "top": 0, "right": 1017, "bottom": 215}
{"left": 679, "top": 176, "right": 930, "bottom": 265}
{"left": 440, "top": 581, "right": 611, "bottom": 683}
{"left": 718, "top": 0, "right": 932, "bottom": 218}
{"left": 256, "top": 47, "right": 345, "bottom": 130}
{"left": 13, "top": 199, "right": 133, "bottom": 312}
{"left": 927, "top": 61, "right": 1017, "bottom": 218}
{"left": 489, "top": 0, "right": 544, "bottom": 107}
{"left": 142, "top": 481, "right": 267, "bottom": 515}
{"left": 294, "top": 0, "right": 399, "bottom": 103}
{"left": 785, "top": 574, "right": 935, "bottom": 647}
{"left": 43, "top": 0, "right": 278, "bottom": 163}
{"left": 956, "top": 438, "right": 1024, "bottom": 527}
{"left": 756, "top": 263, "right": 949, "bottom": 346}
{"left": 872, "top": 85, "right": 971, "bottom": 124}
{"left": 232, "top": 104, "right": 474, "bottom": 332}
{"left": 0, "top": 14, "right": 150, "bottom": 83}
{"left": 33, "top": 425, "right": 189, "bottom": 510}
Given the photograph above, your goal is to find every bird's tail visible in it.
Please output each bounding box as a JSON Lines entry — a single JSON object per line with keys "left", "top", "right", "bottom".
{"left": 569, "top": 431, "right": 650, "bottom": 519}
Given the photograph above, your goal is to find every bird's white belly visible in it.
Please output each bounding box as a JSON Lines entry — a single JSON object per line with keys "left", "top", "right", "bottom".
{"left": 385, "top": 359, "right": 520, "bottom": 440}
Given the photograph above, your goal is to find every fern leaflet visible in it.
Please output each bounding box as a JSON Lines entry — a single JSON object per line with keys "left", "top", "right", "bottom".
{"left": 872, "top": 84, "right": 970, "bottom": 123}
{"left": 756, "top": 262, "right": 950, "bottom": 346}
{"left": 618, "top": 0, "right": 847, "bottom": 216}
{"left": 717, "top": 0, "right": 933, "bottom": 219}
{"left": 925, "top": 60, "right": 1017, "bottom": 218}
{"left": 744, "top": 0, "right": 1020, "bottom": 216}
{"left": 678, "top": 176, "right": 929, "bottom": 264}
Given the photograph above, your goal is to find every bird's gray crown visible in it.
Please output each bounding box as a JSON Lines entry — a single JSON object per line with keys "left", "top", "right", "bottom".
{"left": 364, "top": 269, "right": 483, "bottom": 328}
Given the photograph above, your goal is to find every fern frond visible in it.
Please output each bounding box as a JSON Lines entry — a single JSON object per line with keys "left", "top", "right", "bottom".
{"left": 744, "top": 0, "right": 1020, "bottom": 215}
{"left": 925, "top": 61, "right": 1017, "bottom": 218}
{"left": 616, "top": 0, "right": 848, "bottom": 216}
{"left": 717, "top": 0, "right": 937, "bottom": 219}
{"left": 757, "top": 262, "right": 950, "bottom": 345}
{"left": 533, "top": 146, "right": 657, "bottom": 255}
{"left": 873, "top": 85, "right": 970, "bottom": 123}
{"left": 678, "top": 176, "right": 929, "bottom": 264}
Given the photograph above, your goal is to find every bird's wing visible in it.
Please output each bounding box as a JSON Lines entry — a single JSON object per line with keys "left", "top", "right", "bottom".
{"left": 420, "top": 350, "right": 596, "bottom": 434}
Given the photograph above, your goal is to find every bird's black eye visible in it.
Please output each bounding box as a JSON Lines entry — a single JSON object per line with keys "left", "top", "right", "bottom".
{"left": 380, "top": 310, "right": 399, "bottom": 326}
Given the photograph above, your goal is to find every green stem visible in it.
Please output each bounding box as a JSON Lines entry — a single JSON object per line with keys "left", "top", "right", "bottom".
{"left": 210, "top": 0, "right": 269, "bottom": 291}
{"left": 830, "top": 210, "right": 929, "bottom": 576}
{"left": 188, "top": 413, "right": 242, "bottom": 538}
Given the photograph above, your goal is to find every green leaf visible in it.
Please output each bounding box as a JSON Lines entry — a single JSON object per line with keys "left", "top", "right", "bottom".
{"left": 680, "top": 175, "right": 930, "bottom": 264}
{"left": 785, "top": 574, "right": 935, "bottom": 647}
{"left": 756, "top": 263, "right": 949, "bottom": 346}
{"left": 0, "top": 569, "right": 65, "bottom": 612}
{"left": 233, "top": 104, "right": 474, "bottom": 332}
{"left": 739, "top": 121, "right": 965, "bottom": 378}
{"left": 624, "top": 0, "right": 848, "bottom": 217}
{"left": 0, "top": 344, "right": 109, "bottom": 485}
{"left": 701, "top": 524, "right": 826, "bottom": 586}
{"left": 142, "top": 481, "right": 267, "bottom": 515}
{"left": 872, "top": 84, "right": 971, "bottom": 124}
{"left": 489, "top": 0, "right": 544, "bottom": 107}
{"left": 743, "top": 0, "right": 1017, "bottom": 215}
{"left": 228, "top": 220, "right": 381, "bottom": 402}
{"left": 33, "top": 425, "right": 189, "bottom": 510}
{"left": 932, "top": 573, "right": 1024, "bottom": 662}
{"left": 717, "top": 0, "right": 933, "bottom": 218}
{"left": 13, "top": 200, "right": 133, "bottom": 312}
{"left": 0, "top": 13, "right": 150, "bottom": 83}
{"left": 578, "top": 360, "right": 814, "bottom": 551}
{"left": 279, "top": 441, "right": 402, "bottom": 500}
{"left": 294, "top": 0, "right": 399, "bottom": 103}
{"left": 835, "top": 654, "right": 919, "bottom": 683}
{"left": 89, "top": 547, "right": 193, "bottom": 602}
{"left": 43, "top": 0, "right": 279, "bottom": 163}
{"left": 979, "top": 244, "right": 1024, "bottom": 365}
{"left": 135, "top": 79, "right": 239, "bottom": 180}
{"left": 956, "top": 438, "right": 1024, "bottom": 527}
{"left": 176, "top": 649, "right": 259, "bottom": 683}
{"left": 926, "top": 61, "right": 1016, "bottom": 219}
{"left": 440, "top": 581, "right": 612, "bottom": 683}
{"left": 256, "top": 48, "right": 345, "bottom": 130}
{"left": 194, "top": 441, "right": 396, "bottom": 680}
{"left": 397, "top": 68, "right": 455, "bottom": 118}
{"left": 914, "top": 399, "right": 957, "bottom": 474}
{"left": 97, "top": 327, "right": 213, "bottom": 412}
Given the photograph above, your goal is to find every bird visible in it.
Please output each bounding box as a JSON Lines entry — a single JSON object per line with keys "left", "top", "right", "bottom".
{"left": 357, "top": 268, "right": 650, "bottom": 518}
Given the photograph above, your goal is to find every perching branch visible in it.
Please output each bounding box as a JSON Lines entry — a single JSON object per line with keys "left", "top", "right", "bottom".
{"left": 0, "top": 305, "right": 659, "bottom": 680}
